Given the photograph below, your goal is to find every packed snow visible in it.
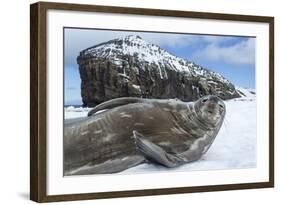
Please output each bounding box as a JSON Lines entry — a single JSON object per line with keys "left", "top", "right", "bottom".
{"left": 64, "top": 106, "right": 91, "bottom": 119}
{"left": 236, "top": 87, "right": 256, "bottom": 99}
{"left": 64, "top": 91, "right": 256, "bottom": 173}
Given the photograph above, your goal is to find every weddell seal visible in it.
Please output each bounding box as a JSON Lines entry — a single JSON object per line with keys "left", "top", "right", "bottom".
{"left": 64, "top": 95, "right": 225, "bottom": 176}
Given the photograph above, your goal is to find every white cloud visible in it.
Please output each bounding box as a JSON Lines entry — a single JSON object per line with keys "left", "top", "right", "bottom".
{"left": 193, "top": 38, "right": 255, "bottom": 65}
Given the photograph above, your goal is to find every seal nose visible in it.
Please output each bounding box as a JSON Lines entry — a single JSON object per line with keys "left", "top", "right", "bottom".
{"left": 208, "top": 95, "right": 220, "bottom": 103}
{"left": 202, "top": 95, "right": 220, "bottom": 104}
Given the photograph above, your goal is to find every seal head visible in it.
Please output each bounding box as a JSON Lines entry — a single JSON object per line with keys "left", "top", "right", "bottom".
{"left": 194, "top": 95, "right": 226, "bottom": 128}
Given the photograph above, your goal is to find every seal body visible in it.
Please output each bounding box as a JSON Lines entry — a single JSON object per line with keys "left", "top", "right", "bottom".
{"left": 64, "top": 96, "right": 225, "bottom": 175}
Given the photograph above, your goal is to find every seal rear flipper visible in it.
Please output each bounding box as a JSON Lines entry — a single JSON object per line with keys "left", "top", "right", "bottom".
{"left": 65, "top": 155, "right": 145, "bottom": 175}
{"left": 88, "top": 97, "right": 146, "bottom": 117}
{"left": 133, "top": 131, "right": 184, "bottom": 168}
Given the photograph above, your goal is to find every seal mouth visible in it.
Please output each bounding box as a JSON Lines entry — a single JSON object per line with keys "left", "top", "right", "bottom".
{"left": 208, "top": 110, "right": 214, "bottom": 114}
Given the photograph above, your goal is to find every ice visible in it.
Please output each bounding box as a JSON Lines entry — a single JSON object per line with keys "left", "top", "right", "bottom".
{"left": 64, "top": 92, "right": 256, "bottom": 174}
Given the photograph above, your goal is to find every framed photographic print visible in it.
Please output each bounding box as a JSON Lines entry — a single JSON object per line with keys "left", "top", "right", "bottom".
{"left": 30, "top": 1, "right": 274, "bottom": 202}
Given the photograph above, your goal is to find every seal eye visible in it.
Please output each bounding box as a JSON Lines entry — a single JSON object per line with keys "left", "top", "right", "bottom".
{"left": 219, "top": 104, "right": 224, "bottom": 109}
{"left": 202, "top": 98, "right": 208, "bottom": 103}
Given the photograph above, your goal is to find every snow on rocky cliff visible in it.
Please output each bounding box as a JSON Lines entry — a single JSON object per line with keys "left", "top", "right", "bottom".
{"left": 77, "top": 35, "right": 241, "bottom": 106}
{"left": 81, "top": 35, "right": 230, "bottom": 82}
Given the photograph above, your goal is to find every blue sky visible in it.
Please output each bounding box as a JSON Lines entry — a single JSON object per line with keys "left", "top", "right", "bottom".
{"left": 64, "top": 28, "right": 256, "bottom": 105}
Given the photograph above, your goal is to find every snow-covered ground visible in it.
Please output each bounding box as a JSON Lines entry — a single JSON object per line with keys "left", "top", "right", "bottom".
{"left": 64, "top": 106, "right": 91, "bottom": 119}
{"left": 64, "top": 92, "right": 256, "bottom": 173}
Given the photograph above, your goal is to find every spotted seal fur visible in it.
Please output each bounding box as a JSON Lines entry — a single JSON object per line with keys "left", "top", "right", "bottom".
{"left": 64, "top": 95, "right": 225, "bottom": 175}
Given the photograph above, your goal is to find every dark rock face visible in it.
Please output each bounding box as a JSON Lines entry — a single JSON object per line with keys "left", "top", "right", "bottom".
{"left": 77, "top": 35, "right": 240, "bottom": 107}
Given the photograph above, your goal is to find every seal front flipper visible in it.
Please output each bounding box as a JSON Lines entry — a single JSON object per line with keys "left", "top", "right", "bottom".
{"left": 88, "top": 97, "right": 146, "bottom": 117}
{"left": 133, "top": 131, "right": 184, "bottom": 168}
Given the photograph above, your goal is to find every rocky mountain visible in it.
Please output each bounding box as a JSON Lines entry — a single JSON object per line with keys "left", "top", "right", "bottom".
{"left": 77, "top": 35, "right": 241, "bottom": 107}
